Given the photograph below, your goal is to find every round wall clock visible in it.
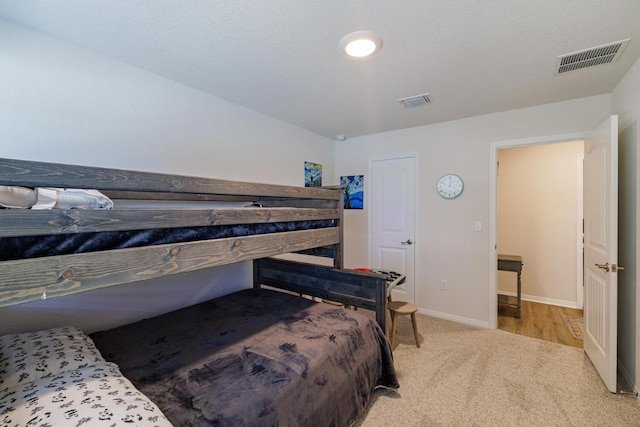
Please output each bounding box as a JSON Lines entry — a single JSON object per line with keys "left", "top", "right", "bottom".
{"left": 436, "top": 173, "right": 464, "bottom": 199}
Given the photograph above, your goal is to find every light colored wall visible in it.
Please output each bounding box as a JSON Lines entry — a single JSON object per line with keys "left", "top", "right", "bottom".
{"left": 612, "top": 56, "right": 640, "bottom": 394}
{"left": 0, "top": 20, "right": 334, "bottom": 335}
{"left": 497, "top": 141, "right": 584, "bottom": 308}
{"left": 0, "top": 20, "right": 332, "bottom": 185}
{"left": 335, "top": 95, "right": 611, "bottom": 327}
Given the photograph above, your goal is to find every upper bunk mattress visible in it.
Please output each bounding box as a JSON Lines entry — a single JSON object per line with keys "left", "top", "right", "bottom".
{"left": 90, "top": 288, "right": 398, "bottom": 427}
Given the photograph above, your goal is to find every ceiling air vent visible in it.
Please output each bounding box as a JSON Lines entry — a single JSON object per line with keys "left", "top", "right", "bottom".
{"left": 398, "top": 93, "right": 431, "bottom": 108}
{"left": 555, "top": 39, "right": 630, "bottom": 74}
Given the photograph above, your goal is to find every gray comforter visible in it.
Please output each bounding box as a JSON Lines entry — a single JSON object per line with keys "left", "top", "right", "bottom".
{"left": 90, "top": 288, "right": 398, "bottom": 427}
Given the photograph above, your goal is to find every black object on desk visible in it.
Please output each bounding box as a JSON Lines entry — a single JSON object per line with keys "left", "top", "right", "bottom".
{"left": 371, "top": 269, "right": 406, "bottom": 296}
{"left": 355, "top": 268, "right": 406, "bottom": 296}
{"left": 497, "top": 254, "right": 523, "bottom": 318}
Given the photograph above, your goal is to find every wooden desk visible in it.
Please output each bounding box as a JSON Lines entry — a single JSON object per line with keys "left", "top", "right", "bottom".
{"left": 497, "top": 254, "right": 523, "bottom": 318}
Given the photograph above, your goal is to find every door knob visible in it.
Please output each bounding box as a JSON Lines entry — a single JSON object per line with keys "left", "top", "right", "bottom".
{"left": 595, "top": 262, "right": 610, "bottom": 272}
{"left": 401, "top": 239, "right": 413, "bottom": 245}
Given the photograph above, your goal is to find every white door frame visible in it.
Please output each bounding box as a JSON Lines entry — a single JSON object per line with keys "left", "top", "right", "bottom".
{"left": 489, "top": 132, "right": 588, "bottom": 329}
{"left": 576, "top": 154, "right": 584, "bottom": 310}
{"left": 368, "top": 153, "right": 419, "bottom": 304}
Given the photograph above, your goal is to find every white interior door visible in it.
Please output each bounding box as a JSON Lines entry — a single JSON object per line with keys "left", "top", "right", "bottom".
{"left": 370, "top": 156, "right": 416, "bottom": 303}
{"left": 583, "top": 115, "right": 618, "bottom": 393}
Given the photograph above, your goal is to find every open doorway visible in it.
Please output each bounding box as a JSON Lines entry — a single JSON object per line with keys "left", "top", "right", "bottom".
{"left": 496, "top": 140, "right": 585, "bottom": 347}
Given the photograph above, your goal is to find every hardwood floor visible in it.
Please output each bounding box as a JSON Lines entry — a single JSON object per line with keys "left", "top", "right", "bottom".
{"left": 498, "top": 300, "right": 584, "bottom": 348}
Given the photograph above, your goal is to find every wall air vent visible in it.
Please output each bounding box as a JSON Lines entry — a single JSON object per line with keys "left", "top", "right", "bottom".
{"left": 398, "top": 93, "right": 431, "bottom": 108}
{"left": 555, "top": 39, "right": 630, "bottom": 74}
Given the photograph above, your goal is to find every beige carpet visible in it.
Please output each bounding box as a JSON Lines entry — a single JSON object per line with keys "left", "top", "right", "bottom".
{"left": 355, "top": 314, "right": 640, "bottom": 427}
{"left": 561, "top": 314, "right": 584, "bottom": 340}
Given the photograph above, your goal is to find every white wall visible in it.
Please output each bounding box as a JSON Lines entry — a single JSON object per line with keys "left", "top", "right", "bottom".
{"left": 0, "top": 20, "right": 334, "bottom": 335}
{"left": 497, "top": 141, "right": 584, "bottom": 308}
{"left": 335, "top": 95, "right": 611, "bottom": 326}
{"left": 0, "top": 20, "right": 333, "bottom": 184}
{"left": 612, "top": 56, "right": 640, "bottom": 394}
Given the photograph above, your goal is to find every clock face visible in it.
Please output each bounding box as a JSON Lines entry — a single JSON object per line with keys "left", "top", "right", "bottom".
{"left": 436, "top": 174, "right": 464, "bottom": 199}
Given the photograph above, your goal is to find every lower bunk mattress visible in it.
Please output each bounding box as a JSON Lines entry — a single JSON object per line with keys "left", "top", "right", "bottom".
{"left": 90, "top": 288, "right": 399, "bottom": 427}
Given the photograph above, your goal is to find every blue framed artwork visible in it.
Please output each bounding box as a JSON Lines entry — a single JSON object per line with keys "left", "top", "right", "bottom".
{"left": 304, "top": 161, "right": 323, "bottom": 187}
{"left": 341, "top": 175, "right": 364, "bottom": 209}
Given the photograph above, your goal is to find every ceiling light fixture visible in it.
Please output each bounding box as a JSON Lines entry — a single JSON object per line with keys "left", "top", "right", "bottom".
{"left": 340, "top": 31, "right": 383, "bottom": 58}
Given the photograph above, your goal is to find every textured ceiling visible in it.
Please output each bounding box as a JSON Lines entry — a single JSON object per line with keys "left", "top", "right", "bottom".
{"left": 1, "top": 0, "right": 639, "bottom": 139}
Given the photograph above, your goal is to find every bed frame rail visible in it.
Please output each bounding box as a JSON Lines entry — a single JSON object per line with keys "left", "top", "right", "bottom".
{"left": 0, "top": 158, "right": 339, "bottom": 201}
{"left": 0, "top": 229, "right": 339, "bottom": 308}
{"left": 253, "top": 258, "right": 387, "bottom": 331}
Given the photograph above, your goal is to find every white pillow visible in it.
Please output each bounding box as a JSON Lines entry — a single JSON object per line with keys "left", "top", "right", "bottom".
{"left": 0, "top": 326, "right": 105, "bottom": 391}
{"left": 0, "top": 363, "right": 173, "bottom": 426}
{"left": 0, "top": 185, "right": 37, "bottom": 209}
{"left": 33, "top": 188, "right": 113, "bottom": 210}
{"left": 0, "top": 327, "right": 173, "bottom": 426}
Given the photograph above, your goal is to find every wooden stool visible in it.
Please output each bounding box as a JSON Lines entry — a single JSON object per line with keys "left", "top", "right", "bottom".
{"left": 388, "top": 300, "right": 420, "bottom": 348}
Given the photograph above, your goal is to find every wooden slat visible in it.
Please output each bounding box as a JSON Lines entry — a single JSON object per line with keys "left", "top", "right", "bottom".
{"left": 0, "top": 228, "right": 339, "bottom": 307}
{"left": 105, "top": 192, "right": 341, "bottom": 207}
{"left": 336, "top": 190, "right": 344, "bottom": 268}
{"left": 0, "top": 158, "right": 341, "bottom": 200}
{"left": 0, "top": 208, "right": 339, "bottom": 237}
{"left": 253, "top": 258, "right": 387, "bottom": 330}
{"left": 256, "top": 198, "right": 340, "bottom": 208}
{"left": 104, "top": 190, "right": 256, "bottom": 203}
{"left": 296, "top": 246, "right": 337, "bottom": 259}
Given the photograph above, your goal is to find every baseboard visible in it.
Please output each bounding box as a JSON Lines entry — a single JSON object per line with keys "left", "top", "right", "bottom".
{"left": 418, "top": 308, "right": 490, "bottom": 329}
{"left": 498, "top": 291, "right": 580, "bottom": 309}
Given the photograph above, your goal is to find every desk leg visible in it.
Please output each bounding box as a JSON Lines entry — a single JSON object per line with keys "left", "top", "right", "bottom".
{"left": 516, "top": 270, "right": 522, "bottom": 318}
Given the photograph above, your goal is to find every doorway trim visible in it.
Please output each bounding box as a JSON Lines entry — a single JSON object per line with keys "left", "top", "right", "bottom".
{"left": 489, "top": 131, "right": 588, "bottom": 329}
{"left": 576, "top": 154, "right": 584, "bottom": 310}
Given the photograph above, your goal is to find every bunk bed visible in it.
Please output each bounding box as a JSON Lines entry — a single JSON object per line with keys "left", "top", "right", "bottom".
{"left": 0, "top": 158, "right": 397, "bottom": 427}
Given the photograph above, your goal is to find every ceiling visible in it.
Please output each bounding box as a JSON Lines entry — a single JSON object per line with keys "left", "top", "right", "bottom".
{"left": 1, "top": 0, "right": 640, "bottom": 140}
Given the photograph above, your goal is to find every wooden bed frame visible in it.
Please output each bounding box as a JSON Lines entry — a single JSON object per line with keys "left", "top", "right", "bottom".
{"left": 254, "top": 257, "right": 387, "bottom": 329}
{"left": 0, "top": 158, "right": 388, "bottom": 330}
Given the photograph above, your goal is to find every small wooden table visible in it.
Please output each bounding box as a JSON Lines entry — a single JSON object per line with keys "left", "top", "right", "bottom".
{"left": 497, "top": 254, "right": 523, "bottom": 318}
